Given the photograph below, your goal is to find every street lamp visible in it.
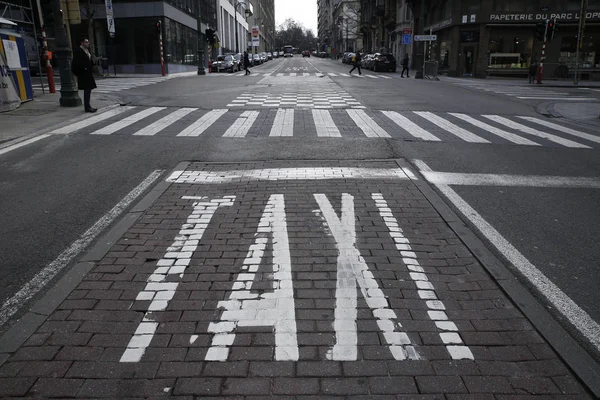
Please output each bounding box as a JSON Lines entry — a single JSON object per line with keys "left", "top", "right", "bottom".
{"left": 51, "top": 0, "right": 81, "bottom": 106}
{"left": 234, "top": 0, "right": 252, "bottom": 53}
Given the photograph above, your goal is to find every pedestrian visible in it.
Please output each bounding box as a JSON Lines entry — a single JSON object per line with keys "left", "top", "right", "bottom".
{"left": 71, "top": 37, "right": 97, "bottom": 113}
{"left": 349, "top": 51, "right": 362, "bottom": 75}
{"left": 529, "top": 59, "right": 538, "bottom": 83}
{"left": 401, "top": 54, "right": 410, "bottom": 78}
{"left": 243, "top": 51, "right": 251, "bottom": 75}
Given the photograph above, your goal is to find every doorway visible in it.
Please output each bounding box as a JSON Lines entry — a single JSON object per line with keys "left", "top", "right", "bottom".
{"left": 461, "top": 45, "right": 476, "bottom": 76}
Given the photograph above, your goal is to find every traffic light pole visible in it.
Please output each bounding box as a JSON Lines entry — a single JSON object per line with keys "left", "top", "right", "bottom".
{"left": 157, "top": 21, "right": 166, "bottom": 76}
{"left": 537, "top": 20, "right": 549, "bottom": 84}
{"left": 51, "top": 0, "right": 81, "bottom": 107}
{"left": 574, "top": 0, "right": 588, "bottom": 85}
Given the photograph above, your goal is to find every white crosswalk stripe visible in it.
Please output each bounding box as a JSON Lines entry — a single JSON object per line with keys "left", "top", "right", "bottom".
{"left": 347, "top": 109, "right": 390, "bottom": 138}
{"left": 177, "top": 109, "right": 228, "bottom": 137}
{"left": 414, "top": 112, "right": 490, "bottom": 143}
{"left": 33, "top": 76, "right": 175, "bottom": 94}
{"left": 223, "top": 110, "right": 259, "bottom": 137}
{"left": 270, "top": 109, "right": 294, "bottom": 137}
{"left": 92, "top": 107, "right": 166, "bottom": 135}
{"left": 133, "top": 108, "right": 197, "bottom": 136}
{"left": 381, "top": 111, "right": 441, "bottom": 141}
{"left": 52, "top": 107, "right": 600, "bottom": 148}
{"left": 483, "top": 115, "right": 591, "bottom": 148}
{"left": 312, "top": 109, "right": 341, "bottom": 137}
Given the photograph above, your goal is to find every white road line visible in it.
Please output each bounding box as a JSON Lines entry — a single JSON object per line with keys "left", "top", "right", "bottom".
{"left": 364, "top": 74, "right": 378, "bottom": 79}
{"left": 121, "top": 196, "right": 235, "bottom": 363}
{"left": 328, "top": 73, "right": 337, "bottom": 76}
{"left": 223, "top": 110, "right": 259, "bottom": 138}
{"left": 92, "top": 107, "right": 166, "bottom": 135}
{"left": 270, "top": 109, "right": 294, "bottom": 137}
{"left": 303, "top": 72, "right": 310, "bottom": 76}
{"left": 338, "top": 73, "right": 349, "bottom": 77}
{"left": 289, "top": 72, "right": 297, "bottom": 77}
{"left": 483, "top": 115, "right": 591, "bottom": 148}
{"left": 167, "top": 167, "right": 410, "bottom": 183}
{"left": 381, "top": 111, "right": 440, "bottom": 141}
{"left": 377, "top": 75, "right": 392, "bottom": 79}
{"left": 413, "top": 159, "right": 600, "bottom": 353}
{"left": 517, "top": 116, "right": 600, "bottom": 144}
{"left": 346, "top": 109, "right": 390, "bottom": 138}
{"left": 449, "top": 113, "right": 540, "bottom": 146}
{"left": 420, "top": 171, "right": 600, "bottom": 188}
{"left": 132, "top": 108, "right": 196, "bottom": 136}
{"left": 205, "top": 194, "right": 298, "bottom": 362}
{"left": 312, "top": 109, "right": 341, "bottom": 137}
{"left": 414, "top": 112, "right": 490, "bottom": 143}
{"left": 516, "top": 97, "right": 597, "bottom": 101}
{"left": 276, "top": 73, "right": 284, "bottom": 77}
{"left": 177, "top": 109, "right": 228, "bottom": 137}
{"left": 51, "top": 106, "right": 136, "bottom": 134}
{"left": 0, "top": 134, "right": 52, "bottom": 156}
{"left": 0, "top": 170, "right": 164, "bottom": 327}
{"left": 371, "top": 193, "right": 472, "bottom": 360}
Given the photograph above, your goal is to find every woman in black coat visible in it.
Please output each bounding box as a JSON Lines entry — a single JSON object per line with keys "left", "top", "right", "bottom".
{"left": 243, "top": 51, "right": 251, "bottom": 75}
{"left": 71, "top": 37, "right": 97, "bottom": 112}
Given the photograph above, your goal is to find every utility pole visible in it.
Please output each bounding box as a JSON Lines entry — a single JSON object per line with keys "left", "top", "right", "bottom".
{"left": 51, "top": 0, "right": 81, "bottom": 106}
{"left": 537, "top": 19, "right": 548, "bottom": 84}
{"left": 574, "top": 0, "right": 588, "bottom": 85}
{"left": 36, "top": 0, "right": 55, "bottom": 93}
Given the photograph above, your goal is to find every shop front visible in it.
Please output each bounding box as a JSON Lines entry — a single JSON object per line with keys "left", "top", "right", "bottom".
{"left": 424, "top": 3, "right": 600, "bottom": 80}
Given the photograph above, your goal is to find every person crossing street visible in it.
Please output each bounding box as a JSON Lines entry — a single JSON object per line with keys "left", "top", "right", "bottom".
{"left": 243, "top": 51, "right": 251, "bottom": 75}
{"left": 349, "top": 51, "right": 362, "bottom": 75}
{"left": 401, "top": 54, "right": 410, "bottom": 78}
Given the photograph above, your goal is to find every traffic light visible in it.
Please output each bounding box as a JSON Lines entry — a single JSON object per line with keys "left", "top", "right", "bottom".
{"left": 535, "top": 21, "right": 547, "bottom": 41}
{"left": 205, "top": 28, "right": 215, "bottom": 45}
{"left": 548, "top": 18, "right": 558, "bottom": 42}
{"left": 154, "top": 20, "right": 161, "bottom": 34}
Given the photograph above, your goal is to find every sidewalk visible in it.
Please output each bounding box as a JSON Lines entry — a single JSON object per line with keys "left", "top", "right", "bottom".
{"left": 0, "top": 91, "right": 119, "bottom": 145}
{"left": 440, "top": 75, "right": 600, "bottom": 88}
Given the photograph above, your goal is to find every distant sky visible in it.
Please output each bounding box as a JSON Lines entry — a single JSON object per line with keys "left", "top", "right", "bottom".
{"left": 275, "top": 0, "right": 318, "bottom": 34}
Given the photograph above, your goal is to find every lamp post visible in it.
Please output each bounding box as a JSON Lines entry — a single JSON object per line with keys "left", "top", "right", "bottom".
{"left": 51, "top": 0, "right": 81, "bottom": 106}
{"left": 234, "top": 1, "right": 252, "bottom": 53}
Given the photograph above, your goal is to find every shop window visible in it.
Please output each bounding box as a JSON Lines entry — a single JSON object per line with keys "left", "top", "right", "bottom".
{"left": 487, "top": 29, "right": 532, "bottom": 69}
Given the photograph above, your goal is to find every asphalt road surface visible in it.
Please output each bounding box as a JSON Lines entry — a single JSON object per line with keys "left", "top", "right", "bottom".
{"left": 1, "top": 55, "right": 599, "bottom": 398}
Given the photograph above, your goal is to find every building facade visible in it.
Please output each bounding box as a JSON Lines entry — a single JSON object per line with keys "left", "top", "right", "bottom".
{"left": 246, "top": 0, "right": 275, "bottom": 53}
{"left": 216, "top": 0, "right": 250, "bottom": 55}
{"left": 318, "top": 0, "right": 334, "bottom": 53}
{"left": 418, "top": 0, "right": 600, "bottom": 79}
{"left": 333, "top": 0, "right": 360, "bottom": 55}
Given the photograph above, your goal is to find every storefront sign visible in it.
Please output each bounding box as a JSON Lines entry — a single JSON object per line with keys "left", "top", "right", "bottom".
{"left": 490, "top": 12, "right": 600, "bottom": 22}
{"left": 425, "top": 18, "right": 452, "bottom": 32}
{"left": 402, "top": 28, "right": 412, "bottom": 34}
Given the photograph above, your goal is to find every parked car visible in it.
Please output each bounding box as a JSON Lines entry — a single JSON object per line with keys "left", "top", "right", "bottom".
{"left": 225, "top": 53, "right": 242, "bottom": 71}
{"left": 211, "top": 54, "right": 238, "bottom": 73}
{"left": 252, "top": 53, "right": 262, "bottom": 65}
{"left": 259, "top": 52, "right": 268, "bottom": 63}
{"left": 302, "top": 50, "right": 311, "bottom": 57}
{"left": 372, "top": 53, "right": 396, "bottom": 72}
{"left": 342, "top": 52, "right": 355, "bottom": 64}
{"left": 361, "top": 54, "right": 375, "bottom": 70}
{"left": 267, "top": 52, "right": 273, "bottom": 60}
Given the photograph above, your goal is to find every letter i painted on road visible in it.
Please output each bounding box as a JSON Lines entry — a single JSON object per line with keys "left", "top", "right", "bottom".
{"left": 205, "top": 194, "right": 299, "bottom": 361}
{"left": 314, "top": 193, "right": 419, "bottom": 361}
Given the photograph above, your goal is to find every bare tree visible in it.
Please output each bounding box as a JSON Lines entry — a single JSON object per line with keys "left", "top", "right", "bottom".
{"left": 80, "top": 0, "right": 103, "bottom": 57}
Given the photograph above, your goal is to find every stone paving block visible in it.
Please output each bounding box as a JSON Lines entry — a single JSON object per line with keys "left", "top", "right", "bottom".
{"left": 509, "top": 377, "right": 562, "bottom": 394}
{"left": 203, "top": 361, "right": 249, "bottom": 377}
{"left": 321, "top": 377, "right": 370, "bottom": 395}
{"left": 463, "top": 375, "right": 515, "bottom": 393}
{"left": 368, "top": 376, "right": 418, "bottom": 394}
{"left": 415, "top": 376, "right": 468, "bottom": 394}
{"left": 16, "top": 360, "right": 72, "bottom": 377}
{"left": 77, "top": 378, "right": 176, "bottom": 397}
{"left": 0, "top": 378, "right": 37, "bottom": 396}
{"left": 10, "top": 346, "right": 60, "bottom": 361}
{"left": 248, "top": 361, "right": 295, "bottom": 377}
{"left": 221, "top": 377, "right": 271, "bottom": 395}
{"left": 29, "top": 378, "right": 85, "bottom": 397}
{"left": 272, "top": 377, "right": 320, "bottom": 395}
{"left": 297, "top": 361, "right": 342, "bottom": 376}
{"left": 156, "top": 362, "right": 204, "bottom": 378}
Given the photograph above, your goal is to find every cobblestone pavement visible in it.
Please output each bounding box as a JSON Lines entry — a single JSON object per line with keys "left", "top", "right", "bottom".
{"left": 0, "top": 161, "right": 592, "bottom": 399}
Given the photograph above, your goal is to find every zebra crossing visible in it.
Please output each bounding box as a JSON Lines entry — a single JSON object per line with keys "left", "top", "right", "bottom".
{"left": 32, "top": 76, "right": 176, "bottom": 95}
{"left": 448, "top": 79, "right": 599, "bottom": 101}
{"left": 49, "top": 106, "right": 600, "bottom": 148}
{"left": 210, "top": 71, "right": 394, "bottom": 79}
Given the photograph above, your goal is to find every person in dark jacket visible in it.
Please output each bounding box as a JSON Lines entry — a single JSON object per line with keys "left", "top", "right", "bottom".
{"left": 71, "top": 37, "right": 97, "bottom": 112}
{"left": 243, "top": 51, "right": 251, "bottom": 75}
{"left": 349, "top": 51, "right": 362, "bottom": 75}
{"left": 401, "top": 54, "right": 410, "bottom": 78}
{"left": 529, "top": 60, "right": 538, "bottom": 83}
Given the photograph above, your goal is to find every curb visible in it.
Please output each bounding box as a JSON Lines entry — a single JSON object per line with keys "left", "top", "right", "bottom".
{"left": 0, "top": 162, "right": 185, "bottom": 361}
{"left": 535, "top": 102, "right": 600, "bottom": 131}
{"left": 396, "top": 158, "right": 600, "bottom": 399}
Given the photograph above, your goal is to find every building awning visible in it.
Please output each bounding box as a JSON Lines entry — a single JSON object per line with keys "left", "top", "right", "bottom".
{"left": 0, "top": 17, "right": 18, "bottom": 26}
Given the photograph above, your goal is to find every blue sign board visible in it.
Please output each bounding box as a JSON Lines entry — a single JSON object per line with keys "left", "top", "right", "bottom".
{"left": 402, "top": 34, "right": 413, "bottom": 45}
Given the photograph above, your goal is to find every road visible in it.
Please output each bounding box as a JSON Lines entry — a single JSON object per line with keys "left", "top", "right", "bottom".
{"left": 0, "top": 55, "right": 599, "bottom": 398}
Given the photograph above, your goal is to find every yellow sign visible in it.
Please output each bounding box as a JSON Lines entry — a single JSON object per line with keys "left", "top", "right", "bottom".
{"left": 60, "top": 0, "right": 82, "bottom": 25}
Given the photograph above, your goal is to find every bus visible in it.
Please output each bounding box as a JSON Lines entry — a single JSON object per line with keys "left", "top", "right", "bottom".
{"left": 283, "top": 45, "right": 294, "bottom": 57}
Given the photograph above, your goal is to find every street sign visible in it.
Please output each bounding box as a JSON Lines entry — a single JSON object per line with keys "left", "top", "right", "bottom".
{"left": 105, "top": 0, "right": 115, "bottom": 38}
{"left": 402, "top": 28, "right": 412, "bottom": 34}
{"left": 414, "top": 35, "right": 437, "bottom": 41}
{"left": 401, "top": 34, "right": 413, "bottom": 45}
{"left": 251, "top": 25, "right": 260, "bottom": 47}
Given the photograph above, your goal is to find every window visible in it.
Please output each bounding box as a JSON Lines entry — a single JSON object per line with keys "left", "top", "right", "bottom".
{"left": 164, "top": 18, "right": 198, "bottom": 65}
